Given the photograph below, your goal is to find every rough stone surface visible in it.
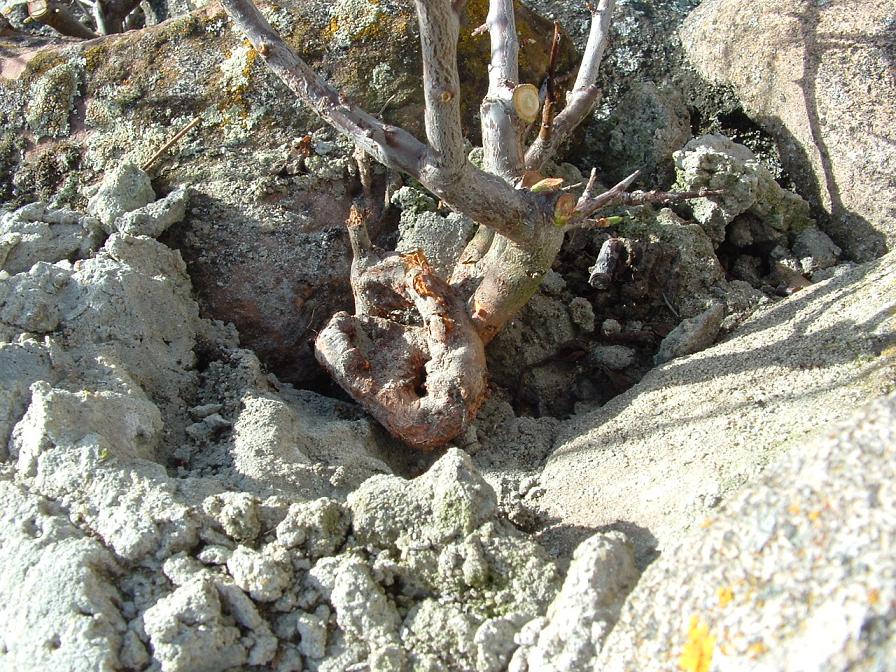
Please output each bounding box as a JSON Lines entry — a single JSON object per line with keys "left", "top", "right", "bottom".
{"left": 588, "top": 80, "right": 692, "bottom": 187}
{"left": 0, "top": 202, "right": 105, "bottom": 275}
{"left": 654, "top": 302, "right": 725, "bottom": 365}
{"left": 542, "top": 251, "right": 896, "bottom": 564}
{"left": 680, "top": 0, "right": 896, "bottom": 261}
{"left": 0, "top": 476, "right": 124, "bottom": 671}
{"left": 673, "top": 134, "right": 813, "bottom": 246}
{"left": 512, "top": 531, "right": 639, "bottom": 671}
{"left": 599, "top": 393, "right": 896, "bottom": 670}
{"left": 86, "top": 162, "right": 155, "bottom": 230}
{"left": 143, "top": 578, "right": 247, "bottom": 672}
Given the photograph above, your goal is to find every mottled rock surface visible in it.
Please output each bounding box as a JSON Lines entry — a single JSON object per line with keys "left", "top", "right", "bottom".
{"left": 680, "top": 0, "right": 896, "bottom": 261}
{"left": 599, "top": 392, "right": 896, "bottom": 670}
{"left": 542, "top": 251, "right": 896, "bottom": 563}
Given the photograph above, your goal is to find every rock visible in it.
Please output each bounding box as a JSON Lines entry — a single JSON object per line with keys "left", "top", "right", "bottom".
{"left": 587, "top": 81, "right": 692, "bottom": 187}
{"left": 22, "top": 434, "right": 202, "bottom": 561}
{"left": 0, "top": 262, "right": 70, "bottom": 334}
{"left": 542, "top": 251, "right": 896, "bottom": 563}
{"left": 348, "top": 448, "right": 497, "bottom": 550}
{"left": 0, "top": 477, "right": 125, "bottom": 671}
{"left": 601, "top": 318, "right": 622, "bottom": 336}
{"left": 0, "top": 203, "right": 105, "bottom": 275}
{"left": 0, "top": 336, "right": 59, "bottom": 455}
{"left": 24, "top": 62, "right": 80, "bottom": 140}
{"left": 11, "top": 379, "right": 164, "bottom": 475}
{"left": 402, "top": 599, "right": 477, "bottom": 671}
{"left": 86, "top": 162, "right": 155, "bottom": 230}
{"left": 143, "top": 578, "right": 246, "bottom": 672}
{"left": 673, "top": 134, "right": 813, "bottom": 246}
{"left": 680, "top": 0, "right": 896, "bottom": 261}
{"left": 296, "top": 611, "right": 328, "bottom": 660}
{"left": 619, "top": 208, "right": 725, "bottom": 319}
{"left": 654, "top": 302, "right": 725, "bottom": 365}
{"left": 599, "top": 393, "right": 896, "bottom": 670}
{"left": 487, "top": 292, "right": 577, "bottom": 412}
{"left": 276, "top": 498, "right": 350, "bottom": 558}
{"left": 60, "top": 234, "right": 202, "bottom": 443}
{"left": 473, "top": 618, "right": 519, "bottom": 672}
{"left": 226, "top": 544, "right": 293, "bottom": 602}
{"left": 793, "top": 225, "right": 841, "bottom": 274}
{"left": 330, "top": 558, "right": 404, "bottom": 667}
{"left": 396, "top": 209, "right": 476, "bottom": 279}
{"left": 588, "top": 344, "right": 636, "bottom": 371}
{"left": 513, "top": 531, "right": 639, "bottom": 671}
{"left": 202, "top": 492, "right": 262, "bottom": 543}
{"left": 116, "top": 186, "right": 189, "bottom": 238}
{"left": 568, "top": 296, "right": 595, "bottom": 333}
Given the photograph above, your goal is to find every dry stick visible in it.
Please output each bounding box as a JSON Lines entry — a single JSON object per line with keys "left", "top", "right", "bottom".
{"left": 141, "top": 117, "right": 201, "bottom": 172}
{"left": 618, "top": 187, "right": 725, "bottom": 206}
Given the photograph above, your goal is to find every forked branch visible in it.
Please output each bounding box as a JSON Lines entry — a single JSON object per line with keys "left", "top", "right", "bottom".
{"left": 220, "top": 0, "right": 539, "bottom": 244}
{"left": 525, "top": 0, "right": 615, "bottom": 171}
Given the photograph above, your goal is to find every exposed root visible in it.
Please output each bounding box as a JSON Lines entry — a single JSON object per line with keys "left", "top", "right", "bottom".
{"left": 315, "top": 247, "right": 487, "bottom": 451}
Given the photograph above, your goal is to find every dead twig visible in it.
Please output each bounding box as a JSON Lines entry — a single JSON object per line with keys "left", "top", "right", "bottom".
{"left": 141, "top": 117, "right": 201, "bottom": 172}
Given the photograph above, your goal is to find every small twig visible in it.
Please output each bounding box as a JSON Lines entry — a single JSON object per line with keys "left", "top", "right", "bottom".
{"left": 141, "top": 117, "right": 201, "bottom": 172}
{"left": 537, "top": 22, "right": 562, "bottom": 142}
{"left": 618, "top": 187, "right": 725, "bottom": 207}
{"left": 377, "top": 93, "right": 397, "bottom": 116}
{"left": 661, "top": 291, "right": 679, "bottom": 319}
{"left": 471, "top": 22, "right": 487, "bottom": 36}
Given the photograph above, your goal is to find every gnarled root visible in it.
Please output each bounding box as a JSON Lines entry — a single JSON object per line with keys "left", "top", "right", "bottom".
{"left": 315, "top": 248, "right": 487, "bottom": 451}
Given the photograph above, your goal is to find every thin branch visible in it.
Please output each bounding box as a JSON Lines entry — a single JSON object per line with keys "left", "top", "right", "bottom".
{"left": 221, "top": 0, "right": 538, "bottom": 243}
{"left": 141, "top": 116, "right": 201, "bottom": 171}
{"left": 568, "top": 169, "right": 726, "bottom": 228}
{"left": 27, "top": 0, "right": 98, "bottom": 39}
{"left": 537, "top": 22, "right": 562, "bottom": 143}
{"left": 570, "top": 169, "right": 639, "bottom": 223}
{"left": 525, "top": 0, "right": 615, "bottom": 171}
{"left": 220, "top": 0, "right": 428, "bottom": 177}
{"left": 617, "top": 187, "right": 726, "bottom": 206}
{"left": 479, "top": 0, "right": 524, "bottom": 178}
{"left": 414, "top": 0, "right": 466, "bottom": 175}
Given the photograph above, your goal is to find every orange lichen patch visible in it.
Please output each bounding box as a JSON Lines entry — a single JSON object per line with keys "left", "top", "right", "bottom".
{"left": 347, "top": 203, "right": 369, "bottom": 227}
{"left": 679, "top": 615, "right": 715, "bottom": 672}
{"left": 700, "top": 517, "right": 715, "bottom": 529}
{"left": 747, "top": 640, "right": 769, "bottom": 658}
{"left": 808, "top": 509, "right": 822, "bottom": 522}
{"left": 412, "top": 273, "right": 439, "bottom": 300}
{"left": 716, "top": 586, "right": 735, "bottom": 608}
{"left": 788, "top": 502, "right": 801, "bottom": 516}
{"left": 868, "top": 588, "right": 881, "bottom": 605}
